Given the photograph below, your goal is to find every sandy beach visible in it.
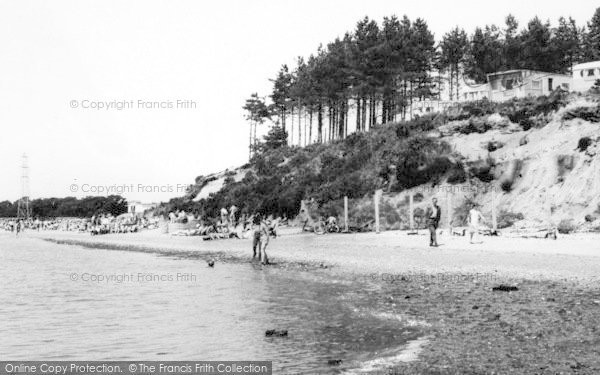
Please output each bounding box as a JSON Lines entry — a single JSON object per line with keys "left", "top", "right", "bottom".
{"left": 30, "top": 228, "right": 600, "bottom": 281}
{"left": 23, "top": 229, "right": 600, "bottom": 374}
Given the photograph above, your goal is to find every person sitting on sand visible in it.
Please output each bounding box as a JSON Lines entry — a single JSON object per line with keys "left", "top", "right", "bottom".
{"left": 427, "top": 198, "right": 441, "bottom": 247}
{"left": 326, "top": 215, "right": 337, "bottom": 227}
{"left": 468, "top": 204, "right": 486, "bottom": 244}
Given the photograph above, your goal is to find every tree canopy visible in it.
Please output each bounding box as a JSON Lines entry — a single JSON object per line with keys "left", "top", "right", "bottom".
{"left": 253, "top": 9, "right": 599, "bottom": 147}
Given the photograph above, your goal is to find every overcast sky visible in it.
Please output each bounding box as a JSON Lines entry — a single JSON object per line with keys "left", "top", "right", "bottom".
{"left": 0, "top": 0, "right": 596, "bottom": 202}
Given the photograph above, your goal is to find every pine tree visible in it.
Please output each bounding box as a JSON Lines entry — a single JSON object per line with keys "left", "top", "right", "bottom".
{"left": 243, "top": 93, "right": 270, "bottom": 159}
{"left": 439, "top": 27, "right": 469, "bottom": 100}
{"left": 520, "top": 17, "right": 556, "bottom": 71}
{"left": 465, "top": 25, "right": 503, "bottom": 83}
{"left": 582, "top": 7, "right": 600, "bottom": 61}
{"left": 554, "top": 17, "right": 582, "bottom": 73}
{"left": 503, "top": 14, "right": 521, "bottom": 69}
{"left": 270, "top": 65, "right": 292, "bottom": 137}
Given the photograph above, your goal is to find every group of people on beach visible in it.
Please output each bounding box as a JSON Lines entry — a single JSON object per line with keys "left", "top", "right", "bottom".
{"left": 427, "top": 197, "right": 488, "bottom": 247}
{"left": 166, "top": 206, "right": 282, "bottom": 264}
{"left": 0, "top": 215, "right": 159, "bottom": 236}
{"left": 169, "top": 205, "right": 285, "bottom": 240}
{"left": 1, "top": 219, "right": 24, "bottom": 236}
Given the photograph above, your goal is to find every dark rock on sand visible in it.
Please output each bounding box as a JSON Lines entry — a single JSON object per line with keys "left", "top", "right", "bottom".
{"left": 207, "top": 260, "right": 215, "bottom": 267}
{"left": 486, "top": 313, "right": 501, "bottom": 321}
{"left": 327, "top": 359, "right": 342, "bottom": 366}
{"left": 265, "top": 329, "right": 288, "bottom": 337}
{"left": 492, "top": 285, "right": 519, "bottom": 292}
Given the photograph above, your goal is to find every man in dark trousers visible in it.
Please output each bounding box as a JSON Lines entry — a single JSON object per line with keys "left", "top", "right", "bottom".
{"left": 428, "top": 198, "right": 441, "bottom": 247}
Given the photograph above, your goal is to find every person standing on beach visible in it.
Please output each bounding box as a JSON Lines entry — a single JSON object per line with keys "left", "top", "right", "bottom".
{"left": 251, "top": 214, "right": 270, "bottom": 264}
{"left": 15, "top": 219, "right": 22, "bottom": 237}
{"left": 427, "top": 198, "right": 441, "bottom": 247}
{"left": 468, "top": 205, "right": 486, "bottom": 244}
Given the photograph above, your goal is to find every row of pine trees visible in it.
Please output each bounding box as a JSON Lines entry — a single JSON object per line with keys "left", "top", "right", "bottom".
{"left": 244, "top": 9, "right": 600, "bottom": 153}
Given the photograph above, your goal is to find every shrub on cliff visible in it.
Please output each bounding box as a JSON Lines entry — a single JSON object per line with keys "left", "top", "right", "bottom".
{"left": 564, "top": 106, "right": 600, "bottom": 122}
{"left": 557, "top": 219, "right": 576, "bottom": 234}
{"left": 497, "top": 210, "right": 524, "bottom": 229}
{"left": 577, "top": 137, "right": 593, "bottom": 152}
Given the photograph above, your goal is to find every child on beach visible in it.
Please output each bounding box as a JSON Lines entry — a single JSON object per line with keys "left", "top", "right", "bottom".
{"left": 468, "top": 205, "right": 486, "bottom": 244}
{"left": 252, "top": 214, "right": 270, "bottom": 264}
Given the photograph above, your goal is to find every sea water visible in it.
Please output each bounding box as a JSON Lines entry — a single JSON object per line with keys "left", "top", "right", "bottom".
{"left": 0, "top": 233, "right": 425, "bottom": 374}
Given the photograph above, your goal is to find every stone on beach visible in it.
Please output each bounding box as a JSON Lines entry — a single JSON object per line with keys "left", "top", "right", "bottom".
{"left": 265, "top": 329, "right": 288, "bottom": 337}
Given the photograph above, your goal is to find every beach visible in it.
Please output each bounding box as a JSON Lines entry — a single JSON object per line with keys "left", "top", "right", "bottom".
{"left": 20, "top": 229, "right": 600, "bottom": 373}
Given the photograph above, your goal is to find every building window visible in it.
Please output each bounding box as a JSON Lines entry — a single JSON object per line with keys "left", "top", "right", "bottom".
{"left": 580, "top": 70, "right": 585, "bottom": 77}
{"left": 588, "top": 69, "right": 596, "bottom": 77}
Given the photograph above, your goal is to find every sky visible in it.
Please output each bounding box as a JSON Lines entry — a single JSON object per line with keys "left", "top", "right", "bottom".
{"left": 0, "top": 0, "right": 596, "bottom": 203}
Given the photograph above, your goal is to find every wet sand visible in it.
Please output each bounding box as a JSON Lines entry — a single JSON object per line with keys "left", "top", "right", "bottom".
{"left": 24, "top": 229, "right": 600, "bottom": 373}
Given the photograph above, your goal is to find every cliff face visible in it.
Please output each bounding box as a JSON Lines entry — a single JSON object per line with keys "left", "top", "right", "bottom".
{"left": 187, "top": 95, "right": 600, "bottom": 231}
{"left": 430, "top": 97, "right": 600, "bottom": 230}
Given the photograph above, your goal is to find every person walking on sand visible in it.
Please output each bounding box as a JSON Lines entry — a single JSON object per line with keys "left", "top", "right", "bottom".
{"left": 468, "top": 204, "right": 486, "bottom": 244}
{"left": 427, "top": 198, "right": 441, "bottom": 247}
{"left": 15, "top": 219, "right": 22, "bottom": 237}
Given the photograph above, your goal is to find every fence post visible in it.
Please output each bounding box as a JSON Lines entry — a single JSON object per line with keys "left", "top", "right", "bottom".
{"left": 447, "top": 190, "right": 452, "bottom": 232}
{"left": 344, "top": 196, "right": 349, "bottom": 232}
{"left": 409, "top": 192, "right": 414, "bottom": 231}
{"left": 374, "top": 189, "right": 382, "bottom": 234}
{"left": 491, "top": 187, "right": 497, "bottom": 233}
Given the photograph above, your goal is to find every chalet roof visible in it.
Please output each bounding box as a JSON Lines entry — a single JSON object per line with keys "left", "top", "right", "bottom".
{"left": 486, "top": 69, "right": 570, "bottom": 79}
{"left": 573, "top": 61, "right": 600, "bottom": 70}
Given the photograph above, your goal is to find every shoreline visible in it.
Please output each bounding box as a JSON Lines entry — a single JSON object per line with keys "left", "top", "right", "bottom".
{"left": 15, "top": 230, "right": 600, "bottom": 373}
{"left": 26, "top": 228, "right": 600, "bottom": 281}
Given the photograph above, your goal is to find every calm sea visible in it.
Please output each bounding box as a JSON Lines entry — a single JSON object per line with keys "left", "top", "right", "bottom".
{"left": 0, "top": 233, "right": 425, "bottom": 374}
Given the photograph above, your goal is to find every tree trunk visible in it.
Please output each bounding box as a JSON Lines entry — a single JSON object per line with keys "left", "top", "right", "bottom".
{"left": 344, "top": 99, "right": 348, "bottom": 138}
{"left": 298, "top": 107, "right": 302, "bottom": 146}
{"left": 356, "top": 97, "right": 361, "bottom": 132}
{"left": 367, "top": 95, "right": 373, "bottom": 130}
{"left": 303, "top": 111, "right": 307, "bottom": 146}
{"left": 317, "top": 103, "right": 323, "bottom": 143}
{"left": 449, "top": 68, "right": 454, "bottom": 101}
{"left": 338, "top": 101, "right": 344, "bottom": 139}
{"left": 281, "top": 108, "right": 286, "bottom": 135}
{"left": 309, "top": 111, "right": 313, "bottom": 144}
{"left": 361, "top": 97, "right": 367, "bottom": 131}
{"left": 253, "top": 121, "right": 257, "bottom": 155}
{"left": 455, "top": 65, "right": 460, "bottom": 100}
{"left": 370, "top": 95, "right": 376, "bottom": 128}
{"left": 328, "top": 105, "right": 332, "bottom": 142}
{"left": 248, "top": 121, "right": 253, "bottom": 160}
{"left": 409, "top": 81, "right": 413, "bottom": 119}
